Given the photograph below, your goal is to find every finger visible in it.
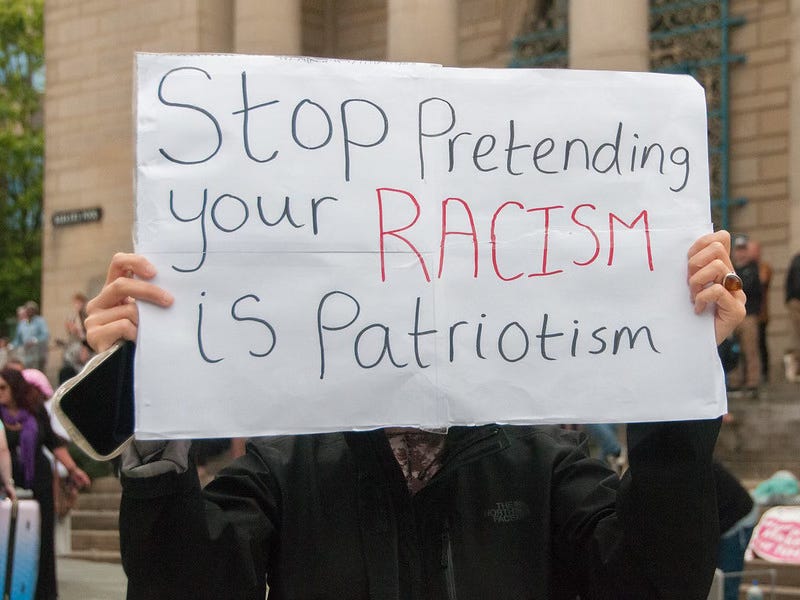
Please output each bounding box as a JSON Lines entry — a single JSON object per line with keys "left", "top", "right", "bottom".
{"left": 693, "top": 283, "right": 745, "bottom": 315}
{"left": 687, "top": 239, "right": 733, "bottom": 279}
{"left": 688, "top": 258, "right": 731, "bottom": 300}
{"left": 88, "top": 277, "right": 173, "bottom": 314}
{"left": 687, "top": 230, "right": 731, "bottom": 261}
{"left": 105, "top": 253, "right": 157, "bottom": 285}
{"left": 84, "top": 303, "right": 139, "bottom": 331}
{"left": 86, "top": 319, "right": 139, "bottom": 353}
{"left": 693, "top": 284, "right": 746, "bottom": 344}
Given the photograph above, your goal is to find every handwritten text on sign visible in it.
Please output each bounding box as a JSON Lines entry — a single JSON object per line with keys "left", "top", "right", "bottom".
{"left": 750, "top": 507, "right": 800, "bottom": 564}
{"left": 134, "top": 54, "right": 726, "bottom": 439}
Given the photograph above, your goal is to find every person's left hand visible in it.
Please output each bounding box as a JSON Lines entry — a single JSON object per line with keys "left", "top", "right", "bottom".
{"left": 687, "top": 230, "right": 746, "bottom": 345}
{"left": 69, "top": 467, "right": 91, "bottom": 490}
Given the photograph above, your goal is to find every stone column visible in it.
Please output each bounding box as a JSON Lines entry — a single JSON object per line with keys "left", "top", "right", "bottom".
{"left": 790, "top": 0, "right": 800, "bottom": 251}
{"left": 387, "top": 0, "right": 459, "bottom": 65}
{"left": 235, "top": 0, "right": 302, "bottom": 55}
{"left": 569, "top": 0, "right": 649, "bottom": 71}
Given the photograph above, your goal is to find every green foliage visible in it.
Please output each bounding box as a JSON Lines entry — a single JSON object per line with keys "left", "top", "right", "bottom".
{"left": 0, "top": 0, "right": 44, "bottom": 335}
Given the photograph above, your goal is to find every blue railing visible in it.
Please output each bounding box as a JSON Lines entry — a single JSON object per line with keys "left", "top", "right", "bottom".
{"left": 509, "top": 0, "right": 747, "bottom": 229}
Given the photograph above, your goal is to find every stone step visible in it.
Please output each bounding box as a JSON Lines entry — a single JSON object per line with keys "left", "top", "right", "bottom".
{"left": 70, "top": 477, "right": 122, "bottom": 562}
{"left": 72, "top": 530, "right": 120, "bottom": 553}
{"left": 76, "top": 492, "right": 121, "bottom": 511}
{"left": 88, "top": 476, "right": 122, "bottom": 494}
{"left": 738, "top": 583, "right": 800, "bottom": 600}
{"left": 719, "top": 462, "right": 800, "bottom": 481}
{"left": 746, "top": 559, "right": 800, "bottom": 588}
{"left": 63, "top": 549, "right": 122, "bottom": 565}
{"left": 71, "top": 509, "right": 118, "bottom": 531}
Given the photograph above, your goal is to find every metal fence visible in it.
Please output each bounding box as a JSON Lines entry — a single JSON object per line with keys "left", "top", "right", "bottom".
{"left": 510, "top": 0, "right": 747, "bottom": 229}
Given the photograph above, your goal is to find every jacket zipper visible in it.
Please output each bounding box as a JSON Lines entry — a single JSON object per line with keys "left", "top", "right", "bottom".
{"left": 441, "top": 520, "right": 458, "bottom": 600}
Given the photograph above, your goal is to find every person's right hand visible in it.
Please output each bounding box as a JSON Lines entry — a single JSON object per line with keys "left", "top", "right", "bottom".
{"left": 3, "top": 481, "right": 17, "bottom": 502}
{"left": 85, "top": 253, "right": 174, "bottom": 353}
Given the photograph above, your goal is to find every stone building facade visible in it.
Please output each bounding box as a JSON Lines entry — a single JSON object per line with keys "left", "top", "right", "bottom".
{"left": 729, "top": 0, "right": 795, "bottom": 372}
{"left": 42, "top": 0, "right": 798, "bottom": 380}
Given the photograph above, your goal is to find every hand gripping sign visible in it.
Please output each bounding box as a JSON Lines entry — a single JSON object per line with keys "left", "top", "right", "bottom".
{"left": 133, "top": 53, "right": 725, "bottom": 439}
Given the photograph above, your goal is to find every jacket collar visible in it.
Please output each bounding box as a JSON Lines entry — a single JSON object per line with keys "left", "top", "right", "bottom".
{"left": 344, "top": 425, "right": 510, "bottom": 486}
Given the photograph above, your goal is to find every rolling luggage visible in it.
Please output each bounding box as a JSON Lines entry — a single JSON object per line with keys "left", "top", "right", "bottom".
{"left": 0, "top": 496, "right": 41, "bottom": 600}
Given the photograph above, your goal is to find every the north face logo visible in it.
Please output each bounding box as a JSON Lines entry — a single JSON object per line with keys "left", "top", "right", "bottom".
{"left": 486, "top": 500, "right": 531, "bottom": 523}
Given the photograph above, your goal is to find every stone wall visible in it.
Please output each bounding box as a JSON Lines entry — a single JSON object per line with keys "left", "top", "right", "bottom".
{"left": 41, "top": 0, "right": 529, "bottom": 380}
{"left": 56, "top": 1, "right": 785, "bottom": 388}
{"left": 460, "top": 0, "right": 530, "bottom": 66}
{"left": 42, "top": 1, "right": 233, "bottom": 376}
{"left": 729, "top": 0, "right": 792, "bottom": 379}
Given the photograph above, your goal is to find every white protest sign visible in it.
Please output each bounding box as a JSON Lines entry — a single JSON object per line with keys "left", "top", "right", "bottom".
{"left": 750, "top": 507, "right": 800, "bottom": 564}
{"left": 134, "top": 53, "right": 726, "bottom": 439}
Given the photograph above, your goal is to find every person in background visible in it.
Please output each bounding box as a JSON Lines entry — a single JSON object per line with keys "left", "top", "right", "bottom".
{"left": 11, "top": 302, "right": 50, "bottom": 371}
{"left": 584, "top": 423, "right": 626, "bottom": 474}
{"left": 64, "top": 292, "right": 88, "bottom": 344}
{"left": 784, "top": 250, "right": 800, "bottom": 382}
{"left": 730, "top": 234, "right": 763, "bottom": 396}
{"left": 0, "top": 422, "right": 17, "bottom": 500}
{"left": 10, "top": 306, "right": 30, "bottom": 366}
{"left": 20, "top": 367, "right": 71, "bottom": 440}
{"left": 0, "top": 337, "right": 9, "bottom": 370}
{"left": 59, "top": 293, "right": 93, "bottom": 383}
{"left": 26, "top": 301, "right": 51, "bottom": 372}
{"left": 59, "top": 340, "right": 93, "bottom": 385}
{"left": 715, "top": 462, "right": 758, "bottom": 600}
{"left": 748, "top": 240, "right": 772, "bottom": 383}
{"left": 0, "top": 367, "right": 90, "bottom": 600}
{"left": 3, "top": 357, "right": 25, "bottom": 372}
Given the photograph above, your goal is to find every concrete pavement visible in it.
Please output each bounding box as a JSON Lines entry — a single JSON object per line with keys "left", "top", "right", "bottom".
{"left": 58, "top": 557, "right": 127, "bottom": 600}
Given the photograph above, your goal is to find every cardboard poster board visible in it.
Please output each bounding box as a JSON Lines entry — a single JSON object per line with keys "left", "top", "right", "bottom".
{"left": 133, "top": 53, "right": 726, "bottom": 439}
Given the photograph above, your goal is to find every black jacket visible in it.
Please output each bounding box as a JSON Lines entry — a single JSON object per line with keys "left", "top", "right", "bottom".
{"left": 787, "top": 253, "right": 800, "bottom": 303}
{"left": 120, "top": 419, "right": 720, "bottom": 600}
{"left": 735, "top": 261, "right": 763, "bottom": 316}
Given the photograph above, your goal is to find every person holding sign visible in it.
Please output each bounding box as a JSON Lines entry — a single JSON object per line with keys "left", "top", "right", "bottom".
{"left": 75, "top": 229, "right": 746, "bottom": 600}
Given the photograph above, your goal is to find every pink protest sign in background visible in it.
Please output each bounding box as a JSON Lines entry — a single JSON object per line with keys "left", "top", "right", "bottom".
{"left": 750, "top": 507, "right": 800, "bottom": 564}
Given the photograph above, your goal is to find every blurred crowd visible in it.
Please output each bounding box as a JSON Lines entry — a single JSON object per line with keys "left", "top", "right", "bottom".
{"left": 0, "top": 293, "right": 93, "bottom": 383}
{"left": 722, "top": 234, "right": 771, "bottom": 397}
{"left": 0, "top": 292, "right": 95, "bottom": 599}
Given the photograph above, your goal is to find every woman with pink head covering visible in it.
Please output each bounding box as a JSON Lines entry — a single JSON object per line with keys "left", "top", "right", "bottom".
{"left": 21, "top": 368, "right": 54, "bottom": 398}
{"left": 0, "top": 367, "right": 90, "bottom": 600}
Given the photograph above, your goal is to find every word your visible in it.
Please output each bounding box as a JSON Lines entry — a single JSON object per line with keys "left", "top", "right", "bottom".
{"left": 167, "top": 188, "right": 338, "bottom": 273}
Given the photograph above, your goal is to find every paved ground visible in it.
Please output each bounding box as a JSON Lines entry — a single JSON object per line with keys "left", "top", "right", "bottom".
{"left": 715, "top": 380, "right": 800, "bottom": 480}
{"left": 58, "top": 558, "right": 127, "bottom": 600}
